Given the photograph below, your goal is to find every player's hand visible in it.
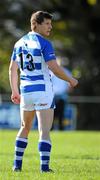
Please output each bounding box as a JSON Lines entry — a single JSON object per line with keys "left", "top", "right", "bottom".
{"left": 11, "top": 93, "right": 20, "bottom": 104}
{"left": 69, "top": 77, "right": 78, "bottom": 88}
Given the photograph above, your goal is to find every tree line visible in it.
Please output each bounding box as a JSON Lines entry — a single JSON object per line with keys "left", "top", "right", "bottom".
{"left": 0, "top": 0, "right": 100, "bottom": 129}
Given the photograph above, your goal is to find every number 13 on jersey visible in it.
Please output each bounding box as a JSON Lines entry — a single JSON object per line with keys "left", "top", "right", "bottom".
{"left": 19, "top": 53, "right": 35, "bottom": 71}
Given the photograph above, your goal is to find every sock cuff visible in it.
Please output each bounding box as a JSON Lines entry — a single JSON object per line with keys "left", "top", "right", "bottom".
{"left": 39, "top": 140, "right": 51, "bottom": 146}
{"left": 16, "top": 137, "right": 28, "bottom": 143}
{"left": 38, "top": 140, "right": 52, "bottom": 152}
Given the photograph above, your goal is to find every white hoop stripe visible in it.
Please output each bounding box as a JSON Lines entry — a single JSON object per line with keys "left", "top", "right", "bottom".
{"left": 16, "top": 137, "right": 28, "bottom": 143}
{"left": 39, "top": 151, "right": 50, "bottom": 156}
{"left": 15, "top": 155, "right": 22, "bottom": 160}
{"left": 15, "top": 147, "right": 25, "bottom": 152}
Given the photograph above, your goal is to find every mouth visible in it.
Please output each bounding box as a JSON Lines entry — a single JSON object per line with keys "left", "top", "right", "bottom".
{"left": 47, "top": 30, "right": 51, "bottom": 33}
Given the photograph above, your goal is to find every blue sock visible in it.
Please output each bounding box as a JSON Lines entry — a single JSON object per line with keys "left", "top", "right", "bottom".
{"left": 38, "top": 140, "right": 51, "bottom": 171}
{"left": 13, "top": 137, "right": 28, "bottom": 169}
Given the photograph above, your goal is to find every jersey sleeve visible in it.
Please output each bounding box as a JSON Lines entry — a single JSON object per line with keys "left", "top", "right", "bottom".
{"left": 11, "top": 45, "right": 23, "bottom": 62}
{"left": 11, "top": 47, "right": 17, "bottom": 61}
{"left": 42, "top": 40, "right": 56, "bottom": 62}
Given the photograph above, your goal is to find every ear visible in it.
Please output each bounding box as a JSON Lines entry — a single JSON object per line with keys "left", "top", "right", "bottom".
{"left": 31, "top": 20, "right": 37, "bottom": 30}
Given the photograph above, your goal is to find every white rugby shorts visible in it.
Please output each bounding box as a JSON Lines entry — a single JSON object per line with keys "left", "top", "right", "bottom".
{"left": 20, "top": 91, "right": 55, "bottom": 111}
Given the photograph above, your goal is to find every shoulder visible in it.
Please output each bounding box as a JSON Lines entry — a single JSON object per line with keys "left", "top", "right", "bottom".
{"left": 36, "top": 34, "right": 53, "bottom": 50}
{"left": 14, "top": 34, "right": 28, "bottom": 47}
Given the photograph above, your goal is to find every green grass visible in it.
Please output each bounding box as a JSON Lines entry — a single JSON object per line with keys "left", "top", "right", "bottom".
{"left": 0, "top": 130, "right": 100, "bottom": 180}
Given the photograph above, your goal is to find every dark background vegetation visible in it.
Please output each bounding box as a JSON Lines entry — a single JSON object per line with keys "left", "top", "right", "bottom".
{"left": 0, "top": 0, "right": 100, "bottom": 130}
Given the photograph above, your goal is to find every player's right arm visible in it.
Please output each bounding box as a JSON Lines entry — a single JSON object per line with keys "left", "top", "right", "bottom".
{"left": 9, "top": 60, "right": 20, "bottom": 104}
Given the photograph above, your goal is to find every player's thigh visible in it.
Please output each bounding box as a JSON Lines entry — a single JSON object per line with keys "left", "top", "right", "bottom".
{"left": 36, "top": 109, "right": 54, "bottom": 131}
{"left": 20, "top": 109, "right": 36, "bottom": 128}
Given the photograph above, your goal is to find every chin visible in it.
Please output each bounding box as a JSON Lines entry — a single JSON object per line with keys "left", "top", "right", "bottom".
{"left": 46, "top": 32, "right": 50, "bottom": 36}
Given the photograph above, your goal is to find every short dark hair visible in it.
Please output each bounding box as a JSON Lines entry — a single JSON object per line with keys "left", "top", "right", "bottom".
{"left": 30, "top": 11, "right": 53, "bottom": 30}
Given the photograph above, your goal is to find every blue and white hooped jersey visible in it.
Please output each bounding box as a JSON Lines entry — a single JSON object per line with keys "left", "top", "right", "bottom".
{"left": 11, "top": 32, "right": 56, "bottom": 94}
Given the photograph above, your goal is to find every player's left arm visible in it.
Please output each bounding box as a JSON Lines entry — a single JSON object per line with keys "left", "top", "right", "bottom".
{"left": 9, "top": 60, "right": 20, "bottom": 104}
{"left": 47, "top": 60, "right": 78, "bottom": 88}
{"left": 42, "top": 40, "right": 78, "bottom": 87}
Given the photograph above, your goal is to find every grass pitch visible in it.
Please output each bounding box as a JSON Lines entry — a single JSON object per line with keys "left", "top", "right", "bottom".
{"left": 0, "top": 130, "right": 100, "bottom": 180}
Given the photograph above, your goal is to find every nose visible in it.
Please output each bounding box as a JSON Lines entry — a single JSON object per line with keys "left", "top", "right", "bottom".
{"left": 50, "top": 24, "right": 52, "bottom": 30}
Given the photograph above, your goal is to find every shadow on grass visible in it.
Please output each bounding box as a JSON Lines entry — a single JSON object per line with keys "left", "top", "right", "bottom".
{"left": 1, "top": 152, "right": 100, "bottom": 160}
{"left": 55, "top": 154, "right": 100, "bottom": 160}
{"left": 0, "top": 152, "right": 37, "bottom": 157}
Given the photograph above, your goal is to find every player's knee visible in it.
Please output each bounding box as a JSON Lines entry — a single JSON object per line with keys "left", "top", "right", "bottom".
{"left": 21, "top": 122, "right": 31, "bottom": 133}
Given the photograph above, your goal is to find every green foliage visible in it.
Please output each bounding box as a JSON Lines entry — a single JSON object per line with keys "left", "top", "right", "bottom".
{"left": 0, "top": 0, "right": 100, "bottom": 94}
{"left": 0, "top": 130, "right": 100, "bottom": 179}
{"left": 0, "top": 48, "right": 11, "bottom": 93}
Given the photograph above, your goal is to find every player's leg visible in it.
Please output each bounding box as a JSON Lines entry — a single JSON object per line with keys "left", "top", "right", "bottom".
{"left": 36, "top": 109, "right": 54, "bottom": 172}
{"left": 13, "top": 110, "right": 35, "bottom": 171}
{"left": 17, "top": 110, "right": 35, "bottom": 137}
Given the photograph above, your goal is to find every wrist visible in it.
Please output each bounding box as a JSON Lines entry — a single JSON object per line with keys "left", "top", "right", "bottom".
{"left": 12, "top": 89, "right": 19, "bottom": 95}
{"left": 67, "top": 77, "right": 72, "bottom": 83}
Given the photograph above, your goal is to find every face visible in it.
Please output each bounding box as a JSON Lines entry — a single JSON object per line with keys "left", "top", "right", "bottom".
{"left": 35, "top": 18, "right": 52, "bottom": 37}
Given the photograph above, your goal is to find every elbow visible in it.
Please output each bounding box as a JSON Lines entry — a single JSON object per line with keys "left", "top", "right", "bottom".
{"left": 9, "top": 65, "right": 12, "bottom": 76}
{"left": 48, "top": 65, "right": 59, "bottom": 75}
{"left": 9, "top": 66, "right": 11, "bottom": 75}
{"left": 51, "top": 68, "right": 59, "bottom": 76}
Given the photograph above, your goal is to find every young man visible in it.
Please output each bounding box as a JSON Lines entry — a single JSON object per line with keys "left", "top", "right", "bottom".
{"left": 9, "top": 11, "right": 78, "bottom": 173}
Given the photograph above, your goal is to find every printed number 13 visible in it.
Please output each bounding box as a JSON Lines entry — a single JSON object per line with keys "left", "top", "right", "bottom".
{"left": 19, "top": 53, "right": 35, "bottom": 71}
